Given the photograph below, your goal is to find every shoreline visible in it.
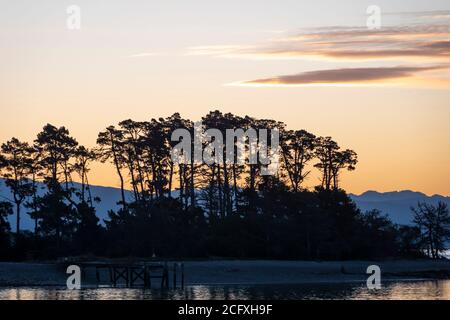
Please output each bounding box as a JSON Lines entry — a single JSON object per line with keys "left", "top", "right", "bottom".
{"left": 1, "top": 260, "right": 449, "bottom": 287}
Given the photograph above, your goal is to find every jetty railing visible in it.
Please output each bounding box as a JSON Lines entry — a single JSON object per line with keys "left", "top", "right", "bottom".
{"left": 78, "top": 261, "right": 184, "bottom": 289}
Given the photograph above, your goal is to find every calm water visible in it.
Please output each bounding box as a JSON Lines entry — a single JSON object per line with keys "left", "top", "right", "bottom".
{"left": 1, "top": 280, "right": 450, "bottom": 300}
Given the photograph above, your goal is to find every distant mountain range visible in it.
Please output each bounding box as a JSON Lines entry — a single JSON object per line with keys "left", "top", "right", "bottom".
{"left": 349, "top": 190, "right": 450, "bottom": 225}
{"left": 0, "top": 179, "right": 132, "bottom": 231}
{"left": 1, "top": 179, "right": 449, "bottom": 230}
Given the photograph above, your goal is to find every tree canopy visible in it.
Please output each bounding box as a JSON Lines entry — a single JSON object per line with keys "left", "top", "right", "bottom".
{"left": 0, "top": 111, "right": 444, "bottom": 261}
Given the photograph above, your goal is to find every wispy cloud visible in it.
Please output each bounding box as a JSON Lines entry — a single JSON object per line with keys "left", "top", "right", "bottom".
{"left": 189, "top": 24, "right": 450, "bottom": 62}
{"left": 235, "top": 65, "right": 450, "bottom": 87}
{"left": 186, "top": 45, "right": 254, "bottom": 57}
{"left": 188, "top": 16, "right": 450, "bottom": 88}
{"left": 389, "top": 10, "right": 450, "bottom": 21}
{"left": 127, "top": 52, "right": 159, "bottom": 58}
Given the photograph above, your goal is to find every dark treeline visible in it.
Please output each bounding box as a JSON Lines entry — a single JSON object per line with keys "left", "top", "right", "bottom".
{"left": 0, "top": 111, "right": 448, "bottom": 261}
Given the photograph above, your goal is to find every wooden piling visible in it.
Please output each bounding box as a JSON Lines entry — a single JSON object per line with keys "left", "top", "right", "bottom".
{"left": 173, "top": 263, "right": 177, "bottom": 288}
{"left": 163, "top": 262, "right": 169, "bottom": 289}
{"left": 82, "top": 261, "right": 177, "bottom": 289}
{"left": 181, "top": 263, "right": 185, "bottom": 289}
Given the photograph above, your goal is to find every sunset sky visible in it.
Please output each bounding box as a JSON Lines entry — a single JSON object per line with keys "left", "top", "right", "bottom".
{"left": 1, "top": 0, "right": 449, "bottom": 196}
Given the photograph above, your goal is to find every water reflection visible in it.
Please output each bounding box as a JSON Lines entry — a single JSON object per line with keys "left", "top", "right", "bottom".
{"left": 1, "top": 280, "right": 449, "bottom": 300}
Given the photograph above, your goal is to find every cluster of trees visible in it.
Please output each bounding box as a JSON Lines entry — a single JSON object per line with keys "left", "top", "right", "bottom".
{"left": 0, "top": 111, "right": 448, "bottom": 260}
{"left": 412, "top": 202, "right": 450, "bottom": 259}
{"left": 0, "top": 125, "right": 101, "bottom": 259}
{"left": 96, "top": 111, "right": 357, "bottom": 218}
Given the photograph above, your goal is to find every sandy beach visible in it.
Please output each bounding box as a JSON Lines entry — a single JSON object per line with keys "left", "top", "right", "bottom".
{"left": 1, "top": 260, "right": 449, "bottom": 287}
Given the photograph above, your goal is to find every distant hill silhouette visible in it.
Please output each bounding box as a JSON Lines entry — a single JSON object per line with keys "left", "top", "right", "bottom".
{"left": 1, "top": 179, "right": 448, "bottom": 230}
{"left": 350, "top": 190, "right": 450, "bottom": 225}
{"left": 0, "top": 179, "right": 133, "bottom": 231}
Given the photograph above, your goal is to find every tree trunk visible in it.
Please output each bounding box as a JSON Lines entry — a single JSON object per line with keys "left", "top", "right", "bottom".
{"left": 232, "top": 164, "right": 238, "bottom": 211}
{"left": 81, "top": 167, "right": 86, "bottom": 203}
{"left": 168, "top": 162, "right": 174, "bottom": 198}
{"left": 112, "top": 155, "right": 126, "bottom": 209}
{"left": 217, "top": 164, "right": 224, "bottom": 218}
{"left": 179, "top": 165, "right": 184, "bottom": 205}
{"left": 16, "top": 202, "right": 20, "bottom": 235}
{"left": 190, "top": 160, "right": 195, "bottom": 207}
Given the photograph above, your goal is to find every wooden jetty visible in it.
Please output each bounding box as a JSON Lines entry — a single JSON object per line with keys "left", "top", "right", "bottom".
{"left": 78, "top": 261, "right": 184, "bottom": 289}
